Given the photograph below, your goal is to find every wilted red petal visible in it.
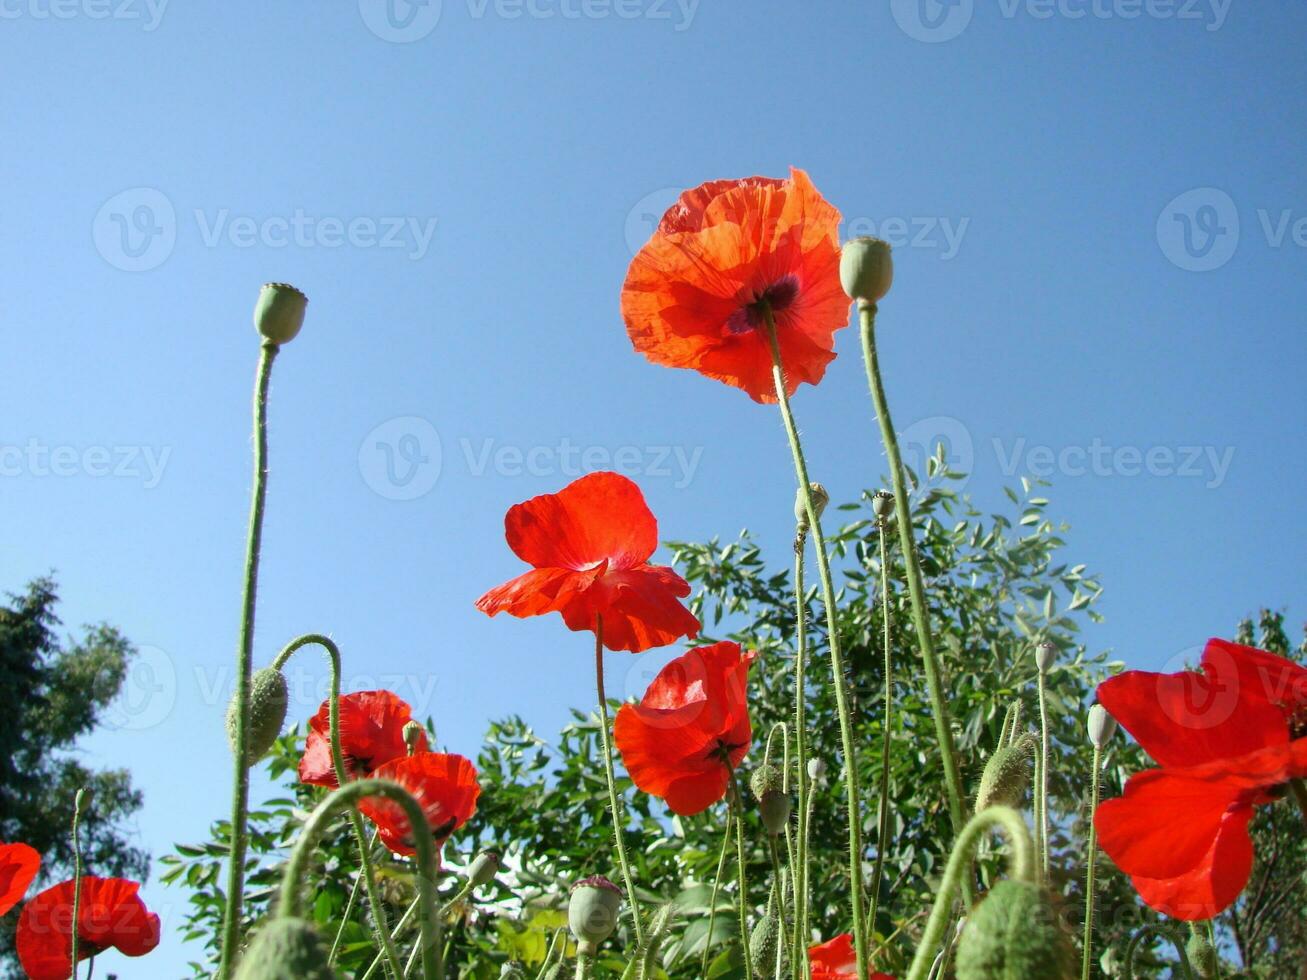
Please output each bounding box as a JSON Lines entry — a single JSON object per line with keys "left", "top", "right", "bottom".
{"left": 17, "top": 876, "right": 160, "bottom": 980}
{"left": 359, "top": 752, "right": 480, "bottom": 858}
{"left": 298, "top": 690, "right": 428, "bottom": 788}
{"left": 0, "top": 842, "right": 40, "bottom": 916}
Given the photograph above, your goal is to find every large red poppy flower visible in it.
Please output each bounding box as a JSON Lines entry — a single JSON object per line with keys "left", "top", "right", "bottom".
{"left": 613, "top": 641, "right": 756, "bottom": 816}
{"left": 808, "top": 933, "right": 895, "bottom": 979}
{"left": 359, "top": 752, "right": 480, "bottom": 858}
{"left": 1094, "top": 638, "right": 1307, "bottom": 920}
{"left": 17, "top": 876, "right": 160, "bottom": 980}
{"left": 475, "top": 471, "right": 700, "bottom": 653}
{"left": 0, "top": 842, "right": 39, "bottom": 916}
{"left": 299, "top": 689, "right": 430, "bottom": 788}
{"left": 621, "top": 168, "right": 848, "bottom": 404}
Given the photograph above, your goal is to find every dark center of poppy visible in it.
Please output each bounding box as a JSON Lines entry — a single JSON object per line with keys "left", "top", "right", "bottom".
{"left": 725, "top": 275, "right": 800, "bottom": 335}
{"left": 709, "top": 738, "right": 746, "bottom": 768}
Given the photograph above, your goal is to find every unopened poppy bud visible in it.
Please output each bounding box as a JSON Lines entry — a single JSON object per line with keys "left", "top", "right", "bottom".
{"left": 1086, "top": 705, "right": 1116, "bottom": 748}
{"left": 956, "top": 880, "right": 1074, "bottom": 980}
{"left": 403, "top": 720, "right": 426, "bottom": 754}
{"left": 569, "top": 876, "right": 622, "bottom": 953}
{"left": 1034, "top": 641, "right": 1057, "bottom": 674}
{"left": 468, "top": 851, "right": 500, "bottom": 888}
{"left": 807, "top": 758, "right": 827, "bottom": 782}
{"left": 759, "top": 790, "right": 792, "bottom": 835}
{"left": 234, "top": 917, "right": 336, "bottom": 979}
{"left": 795, "top": 482, "right": 829, "bottom": 530}
{"left": 749, "top": 909, "right": 784, "bottom": 975}
{"left": 253, "top": 282, "right": 307, "bottom": 346}
{"left": 227, "top": 667, "right": 289, "bottom": 767}
{"left": 871, "top": 490, "right": 895, "bottom": 521}
{"left": 1185, "top": 930, "right": 1218, "bottom": 978}
{"left": 974, "top": 736, "right": 1035, "bottom": 813}
{"left": 840, "top": 236, "right": 894, "bottom": 307}
{"left": 749, "top": 763, "right": 784, "bottom": 801}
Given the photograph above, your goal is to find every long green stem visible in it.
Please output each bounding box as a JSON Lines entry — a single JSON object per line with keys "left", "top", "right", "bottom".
{"left": 762, "top": 309, "right": 870, "bottom": 979}
{"left": 701, "top": 806, "right": 733, "bottom": 979}
{"left": 867, "top": 519, "right": 895, "bottom": 940}
{"left": 731, "top": 786, "right": 755, "bottom": 980}
{"left": 69, "top": 787, "right": 89, "bottom": 979}
{"left": 219, "top": 340, "right": 278, "bottom": 979}
{"left": 360, "top": 878, "right": 476, "bottom": 980}
{"left": 1037, "top": 672, "right": 1051, "bottom": 877}
{"left": 575, "top": 952, "right": 594, "bottom": 980}
{"left": 905, "top": 807, "right": 1036, "bottom": 980}
{"left": 791, "top": 530, "right": 812, "bottom": 979}
{"left": 767, "top": 836, "right": 788, "bottom": 980}
{"left": 1081, "top": 744, "right": 1103, "bottom": 980}
{"left": 858, "top": 304, "right": 967, "bottom": 838}
{"left": 282, "top": 778, "right": 442, "bottom": 980}
{"left": 1121, "top": 924, "right": 1195, "bottom": 979}
{"left": 329, "top": 838, "right": 371, "bottom": 961}
{"left": 535, "top": 930, "right": 569, "bottom": 980}
{"left": 593, "top": 615, "right": 645, "bottom": 948}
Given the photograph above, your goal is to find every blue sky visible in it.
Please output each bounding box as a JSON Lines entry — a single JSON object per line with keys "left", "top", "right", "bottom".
{"left": 3, "top": 1, "right": 1304, "bottom": 973}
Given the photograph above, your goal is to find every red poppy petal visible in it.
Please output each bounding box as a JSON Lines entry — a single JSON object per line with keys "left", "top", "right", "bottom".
{"left": 558, "top": 566, "right": 700, "bottom": 654}
{"left": 17, "top": 877, "right": 160, "bottom": 980}
{"left": 657, "top": 176, "right": 786, "bottom": 236}
{"left": 299, "top": 690, "right": 426, "bottom": 788}
{"left": 808, "top": 933, "right": 857, "bottom": 975}
{"left": 360, "top": 753, "right": 480, "bottom": 858}
{"left": 475, "top": 567, "right": 596, "bottom": 620}
{"left": 1128, "top": 806, "right": 1256, "bottom": 920}
{"left": 0, "top": 842, "right": 40, "bottom": 916}
{"left": 502, "top": 472, "right": 658, "bottom": 571}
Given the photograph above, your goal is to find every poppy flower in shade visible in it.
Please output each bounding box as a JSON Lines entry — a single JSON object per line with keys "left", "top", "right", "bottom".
{"left": 613, "top": 641, "right": 757, "bottom": 816}
{"left": 1094, "top": 637, "right": 1307, "bottom": 920}
{"left": 358, "top": 752, "right": 480, "bottom": 858}
{"left": 621, "top": 168, "right": 848, "bottom": 404}
{"left": 808, "top": 934, "right": 895, "bottom": 979}
{"left": 17, "top": 876, "right": 160, "bottom": 980}
{"left": 0, "top": 842, "right": 39, "bottom": 916}
{"left": 298, "top": 689, "right": 429, "bottom": 788}
{"left": 475, "top": 471, "right": 700, "bottom": 653}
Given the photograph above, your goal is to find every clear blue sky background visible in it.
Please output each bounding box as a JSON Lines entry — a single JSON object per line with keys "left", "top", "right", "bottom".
{"left": 3, "top": 1, "right": 1304, "bottom": 974}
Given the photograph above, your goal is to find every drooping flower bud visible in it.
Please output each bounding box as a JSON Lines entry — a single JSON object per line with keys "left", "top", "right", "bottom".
{"left": 227, "top": 667, "right": 289, "bottom": 767}
{"left": 840, "top": 237, "right": 894, "bottom": 307}
{"left": 1086, "top": 705, "right": 1116, "bottom": 749}
{"left": 403, "top": 720, "right": 426, "bottom": 754}
{"left": 1034, "top": 641, "right": 1057, "bottom": 675}
{"left": 234, "top": 917, "right": 336, "bottom": 979}
{"left": 253, "top": 282, "right": 308, "bottom": 346}
{"left": 955, "top": 880, "right": 1074, "bottom": 980}
{"left": 1185, "top": 930, "right": 1218, "bottom": 978}
{"left": 569, "top": 876, "right": 622, "bottom": 953}
{"left": 871, "top": 490, "right": 895, "bottom": 522}
{"left": 795, "top": 482, "right": 830, "bottom": 531}
{"left": 468, "top": 851, "right": 500, "bottom": 888}
{"left": 749, "top": 763, "right": 784, "bottom": 801}
{"left": 974, "top": 736, "right": 1036, "bottom": 813}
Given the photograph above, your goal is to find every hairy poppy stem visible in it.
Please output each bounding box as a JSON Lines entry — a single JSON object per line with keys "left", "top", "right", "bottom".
{"left": 701, "top": 805, "right": 733, "bottom": 979}
{"left": 730, "top": 783, "right": 755, "bottom": 980}
{"left": 867, "top": 519, "right": 894, "bottom": 942}
{"left": 1121, "top": 924, "right": 1196, "bottom": 979}
{"left": 219, "top": 340, "right": 278, "bottom": 980}
{"left": 761, "top": 309, "right": 871, "bottom": 980}
{"left": 1037, "top": 672, "right": 1052, "bottom": 879}
{"left": 857, "top": 304, "right": 969, "bottom": 845}
{"left": 592, "top": 616, "right": 646, "bottom": 948}
{"left": 69, "top": 787, "right": 89, "bottom": 979}
{"left": 1291, "top": 778, "right": 1307, "bottom": 827}
{"left": 1081, "top": 743, "right": 1103, "bottom": 980}
{"left": 905, "top": 806, "right": 1036, "bottom": 980}
{"left": 791, "top": 528, "right": 813, "bottom": 979}
{"left": 271, "top": 634, "right": 405, "bottom": 977}
{"left": 282, "top": 778, "right": 443, "bottom": 980}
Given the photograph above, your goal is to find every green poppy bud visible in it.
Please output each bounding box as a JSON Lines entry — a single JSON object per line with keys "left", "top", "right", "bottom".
{"left": 975, "top": 736, "right": 1036, "bottom": 813}
{"left": 871, "top": 489, "right": 895, "bottom": 521}
{"left": 1185, "top": 931, "right": 1218, "bottom": 978}
{"left": 749, "top": 763, "right": 784, "bottom": 801}
{"left": 759, "top": 790, "right": 792, "bottom": 836}
{"left": 234, "top": 918, "right": 337, "bottom": 980}
{"left": 1086, "top": 705, "right": 1116, "bottom": 748}
{"left": 1034, "top": 641, "right": 1057, "bottom": 674}
{"left": 795, "top": 482, "right": 829, "bottom": 531}
{"left": 569, "top": 875, "right": 622, "bottom": 953}
{"left": 468, "top": 851, "right": 500, "bottom": 888}
{"left": 403, "top": 719, "right": 426, "bottom": 754}
{"left": 227, "top": 667, "right": 289, "bottom": 767}
{"left": 253, "top": 282, "right": 308, "bottom": 346}
{"left": 840, "top": 236, "right": 894, "bottom": 307}
{"left": 749, "top": 909, "right": 786, "bottom": 977}
{"left": 956, "top": 880, "right": 1074, "bottom": 980}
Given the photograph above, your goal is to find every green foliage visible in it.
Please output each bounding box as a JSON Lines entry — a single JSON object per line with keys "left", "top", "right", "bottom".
{"left": 0, "top": 577, "right": 149, "bottom": 978}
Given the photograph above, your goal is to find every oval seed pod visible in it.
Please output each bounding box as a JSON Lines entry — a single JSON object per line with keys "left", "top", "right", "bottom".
{"left": 840, "top": 237, "right": 894, "bottom": 306}
{"left": 253, "top": 282, "right": 308, "bottom": 345}
{"left": 569, "top": 876, "right": 622, "bottom": 953}
{"left": 1087, "top": 704, "right": 1117, "bottom": 748}
{"left": 227, "top": 667, "right": 289, "bottom": 767}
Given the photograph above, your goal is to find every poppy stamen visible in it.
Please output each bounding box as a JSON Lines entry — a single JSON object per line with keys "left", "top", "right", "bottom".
{"left": 726, "top": 276, "right": 801, "bottom": 335}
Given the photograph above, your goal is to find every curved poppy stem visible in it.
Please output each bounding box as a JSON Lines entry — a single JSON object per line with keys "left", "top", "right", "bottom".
{"left": 592, "top": 616, "right": 646, "bottom": 948}
{"left": 700, "top": 805, "right": 733, "bottom": 979}
{"left": 270, "top": 633, "right": 404, "bottom": 977}
{"left": 282, "top": 778, "right": 443, "bottom": 980}
{"left": 69, "top": 787, "right": 89, "bottom": 979}
{"left": 220, "top": 341, "right": 278, "bottom": 979}
{"left": 790, "top": 528, "right": 813, "bottom": 980}
{"left": 761, "top": 309, "right": 870, "bottom": 980}
{"left": 904, "top": 806, "right": 1036, "bottom": 980}
{"left": 1081, "top": 743, "right": 1103, "bottom": 980}
{"left": 730, "top": 783, "right": 755, "bottom": 980}
{"left": 1121, "top": 923, "right": 1195, "bottom": 979}
{"left": 867, "top": 518, "right": 894, "bottom": 942}
{"left": 857, "top": 304, "right": 968, "bottom": 843}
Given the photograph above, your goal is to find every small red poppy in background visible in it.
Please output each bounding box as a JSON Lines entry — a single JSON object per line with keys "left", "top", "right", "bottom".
{"left": 621, "top": 168, "right": 848, "bottom": 404}
{"left": 808, "top": 933, "right": 895, "bottom": 979}
{"left": 0, "top": 842, "right": 39, "bottom": 916}
{"left": 17, "top": 876, "right": 160, "bottom": 980}
{"left": 475, "top": 471, "right": 700, "bottom": 653}
{"left": 299, "top": 689, "right": 430, "bottom": 788}
{"left": 1095, "top": 637, "right": 1307, "bottom": 919}
{"left": 613, "top": 641, "right": 756, "bottom": 816}
{"left": 359, "top": 752, "right": 480, "bottom": 858}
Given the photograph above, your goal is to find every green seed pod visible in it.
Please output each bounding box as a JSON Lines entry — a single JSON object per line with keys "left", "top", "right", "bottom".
{"left": 794, "top": 482, "right": 830, "bottom": 530}
{"left": 956, "top": 880, "right": 1074, "bottom": 980}
{"left": 758, "top": 790, "right": 792, "bottom": 835}
{"left": 806, "top": 758, "right": 827, "bottom": 782}
{"left": 1087, "top": 704, "right": 1117, "bottom": 748}
{"left": 234, "top": 918, "right": 337, "bottom": 980}
{"left": 749, "top": 763, "right": 784, "bottom": 801}
{"left": 569, "top": 876, "right": 622, "bottom": 952}
{"left": 840, "top": 236, "right": 894, "bottom": 306}
{"left": 871, "top": 489, "right": 895, "bottom": 521}
{"left": 468, "top": 851, "right": 500, "bottom": 888}
{"left": 403, "top": 719, "right": 426, "bottom": 753}
{"left": 975, "top": 735, "right": 1036, "bottom": 813}
{"left": 1034, "top": 641, "right": 1057, "bottom": 674}
{"left": 1185, "top": 931, "right": 1218, "bottom": 978}
{"left": 227, "top": 667, "right": 289, "bottom": 766}
{"left": 253, "top": 282, "right": 308, "bottom": 345}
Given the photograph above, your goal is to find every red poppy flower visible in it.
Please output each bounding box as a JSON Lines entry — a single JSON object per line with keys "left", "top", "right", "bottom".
{"left": 358, "top": 752, "right": 480, "bottom": 858}
{"left": 17, "top": 876, "right": 160, "bottom": 980}
{"left": 613, "top": 641, "right": 756, "bottom": 816}
{"left": 621, "top": 168, "right": 848, "bottom": 404}
{"left": 475, "top": 471, "right": 700, "bottom": 653}
{"left": 0, "top": 842, "right": 39, "bottom": 916}
{"left": 1094, "top": 638, "right": 1307, "bottom": 919}
{"left": 808, "top": 933, "right": 895, "bottom": 979}
{"left": 299, "top": 690, "right": 429, "bottom": 788}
